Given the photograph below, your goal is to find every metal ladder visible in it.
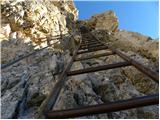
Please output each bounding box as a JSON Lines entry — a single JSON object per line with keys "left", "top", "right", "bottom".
{"left": 38, "top": 26, "right": 159, "bottom": 119}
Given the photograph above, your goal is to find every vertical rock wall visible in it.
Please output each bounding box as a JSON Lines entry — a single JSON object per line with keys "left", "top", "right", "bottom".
{"left": 1, "top": 0, "right": 80, "bottom": 119}
{"left": 1, "top": 0, "right": 78, "bottom": 45}
{"left": 1, "top": 2, "right": 158, "bottom": 119}
{"left": 78, "top": 10, "right": 159, "bottom": 119}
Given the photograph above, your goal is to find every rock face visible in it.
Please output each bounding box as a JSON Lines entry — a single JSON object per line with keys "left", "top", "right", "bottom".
{"left": 85, "top": 10, "right": 119, "bottom": 32}
{"left": 1, "top": 2, "right": 159, "bottom": 119}
{"left": 1, "top": 0, "right": 79, "bottom": 119}
{"left": 92, "top": 29, "right": 158, "bottom": 62}
{"left": 47, "top": 31, "right": 159, "bottom": 119}
{"left": 1, "top": 0, "right": 78, "bottom": 46}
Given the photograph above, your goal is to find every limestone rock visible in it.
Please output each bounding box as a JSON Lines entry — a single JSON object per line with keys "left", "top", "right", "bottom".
{"left": 54, "top": 61, "right": 109, "bottom": 119}
{"left": 91, "top": 29, "right": 159, "bottom": 62}
{"left": 1, "top": 49, "right": 64, "bottom": 118}
{"left": 82, "top": 50, "right": 158, "bottom": 119}
{"left": 1, "top": 0, "right": 78, "bottom": 46}
{"left": 1, "top": 1, "right": 158, "bottom": 119}
{"left": 86, "top": 10, "right": 119, "bottom": 32}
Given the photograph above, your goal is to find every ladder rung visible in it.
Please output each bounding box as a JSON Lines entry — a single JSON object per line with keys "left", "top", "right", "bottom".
{"left": 80, "top": 44, "right": 104, "bottom": 49}
{"left": 74, "top": 52, "right": 115, "bottom": 61}
{"left": 83, "top": 40, "right": 97, "bottom": 42}
{"left": 81, "top": 40, "right": 98, "bottom": 42}
{"left": 67, "top": 61, "right": 131, "bottom": 76}
{"left": 81, "top": 41, "right": 100, "bottom": 44}
{"left": 81, "top": 42, "right": 100, "bottom": 46}
{"left": 80, "top": 43, "right": 102, "bottom": 46}
{"left": 112, "top": 49, "right": 159, "bottom": 83}
{"left": 77, "top": 46, "right": 108, "bottom": 54}
{"left": 81, "top": 42, "right": 102, "bottom": 45}
{"left": 45, "top": 94, "right": 159, "bottom": 119}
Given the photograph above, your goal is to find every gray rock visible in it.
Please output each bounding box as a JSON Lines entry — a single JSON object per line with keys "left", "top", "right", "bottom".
{"left": 1, "top": 82, "right": 26, "bottom": 119}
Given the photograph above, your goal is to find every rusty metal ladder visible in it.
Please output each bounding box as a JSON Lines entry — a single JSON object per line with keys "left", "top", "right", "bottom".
{"left": 38, "top": 27, "right": 159, "bottom": 119}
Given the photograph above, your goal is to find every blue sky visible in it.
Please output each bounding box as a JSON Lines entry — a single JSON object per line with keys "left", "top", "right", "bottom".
{"left": 74, "top": 1, "right": 159, "bottom": 39}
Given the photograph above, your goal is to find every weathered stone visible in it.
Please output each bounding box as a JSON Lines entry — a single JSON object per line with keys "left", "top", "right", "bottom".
{"left": 1, "top": 82, "right": 27, "bottom": 118}
{"left": 91, "top": 29, "right": 158, "bottom": 62}
{"left": 1, "top": 0, "right": 78, "bottom": 47}
{"left": 1, "top": 1, "right": 158, "bottom": 119}
{"left": 86, "top": 10, "right": 118, "bottom": 32}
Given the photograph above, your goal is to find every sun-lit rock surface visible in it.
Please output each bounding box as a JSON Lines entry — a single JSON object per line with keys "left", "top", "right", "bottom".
{"left": 1, "top": 0, "right": 79, "bottom": 118}
{"left": 84, "top": 10, "right": 119, "bottom": 32}
{"left": 1, "top": 0, "right": 78, "bottom": 45}
{"left": 91, "top": 29, "right": 159, "bottom": 63}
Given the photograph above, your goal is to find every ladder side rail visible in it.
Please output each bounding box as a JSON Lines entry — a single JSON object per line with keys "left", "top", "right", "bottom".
{"left": 89, "top": 31, "right": 159, "bottom": 83}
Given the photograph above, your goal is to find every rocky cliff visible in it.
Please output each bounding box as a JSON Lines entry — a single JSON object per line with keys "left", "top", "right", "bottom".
{"left": 1, "top": 1, "right": 159, "bottom": 119}
{"left": 1, "top": 0, "right": 80, "bottom": 118}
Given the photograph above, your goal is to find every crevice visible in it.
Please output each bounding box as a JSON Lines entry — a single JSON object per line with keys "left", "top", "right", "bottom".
{"left": 12, "top": 81, "right": 29, "bottom": 119}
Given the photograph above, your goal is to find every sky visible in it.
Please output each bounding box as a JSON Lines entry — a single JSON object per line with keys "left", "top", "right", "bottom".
{"left": 74, "top": 1, "right": 159, "bottom": 39}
